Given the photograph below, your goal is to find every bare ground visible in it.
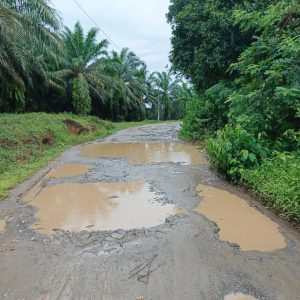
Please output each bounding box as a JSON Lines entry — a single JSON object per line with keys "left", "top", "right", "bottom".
{"left": 0, "top": 123, "right": 299, "bottom": 300}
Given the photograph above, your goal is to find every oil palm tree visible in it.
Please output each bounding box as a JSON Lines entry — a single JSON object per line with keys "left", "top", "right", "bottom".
{"left": 58, "top": 21, "right": 110, "bottom": 115}
{"left": 171, "top": 82, "right": 195, "bottom": 119}
{"left": 104, "top": 48, "right": 147, "bottom": 120}
{"left": 0, "top": 0, "right": 61, "bottom": 112}
{"left": 150, "top": 70, "right": 181, "bottom": 121}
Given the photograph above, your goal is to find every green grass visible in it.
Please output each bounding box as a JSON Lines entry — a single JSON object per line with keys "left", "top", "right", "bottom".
{"left": 241, "top": 152, "right": 300, "bottom": 222}
{"left": 0, "top": 113, "right": 159, "bottom": 199}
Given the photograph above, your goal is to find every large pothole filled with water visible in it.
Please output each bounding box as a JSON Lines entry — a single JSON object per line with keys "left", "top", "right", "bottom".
{"left": 45, "top": 163, "right": 93, "bottom": 178}
{"left": 80, "top": 142, "right": 203, "bottom": 165}
{"left": 25, "top": 180, "right": 181, "bottom": 235}
{"left": 194, "top": 184, "right": 286, "bottom": 252}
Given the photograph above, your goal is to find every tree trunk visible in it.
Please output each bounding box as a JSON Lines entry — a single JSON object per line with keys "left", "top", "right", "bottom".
{"left": 157, "top": 99, "right": 160, "bottom": 122}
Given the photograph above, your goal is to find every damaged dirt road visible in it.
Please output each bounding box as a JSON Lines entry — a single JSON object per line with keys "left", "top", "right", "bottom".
{"left": 0, "top": 123, "right": 299, "bottom": 300}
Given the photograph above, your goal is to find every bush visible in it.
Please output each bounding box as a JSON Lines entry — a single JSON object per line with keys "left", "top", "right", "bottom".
{"left": 206, "top": 125, "right": 269, "bottom": 181}
{"left": 181, "top": 83, "right": 230, "bottom": 140}
{"left": 241, "top": 152, "right": 300, "bottom": 221}
{"left": 180, "top": 96, "right": 212, "bottom": 140}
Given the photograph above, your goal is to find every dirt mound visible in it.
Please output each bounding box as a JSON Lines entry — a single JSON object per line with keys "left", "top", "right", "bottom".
{"left": 63, "top": 119, "right": 93, "bottom": 135}
{"left": 41, "top": 133, "right": 54, "bottom": 145}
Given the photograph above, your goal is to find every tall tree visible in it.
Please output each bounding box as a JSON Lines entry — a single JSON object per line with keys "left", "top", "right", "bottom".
{"left": 171, "top": 82, "right": 196, "bottom": 119}
{"left": 58, "top": 22, "right": 109, "bottom": 115}
{"left": 150, "top": 71, "right": 180, "bottom": 121}
{"left": 0, "top": 0, "right": 61, "bottom": 112}
{"left": 104, "top": 48, "right": 147, "bottom": 121}
{"left": 167, "top": 0, "right": 273, "bottom": 91}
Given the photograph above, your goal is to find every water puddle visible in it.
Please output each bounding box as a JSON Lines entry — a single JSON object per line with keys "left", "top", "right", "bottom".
{"left": 46, "top": 163, "right": 92, "bottom": 178}
{"left": 25, "top": 180, "right": 180, "bottom": 234}
{"left": 80, "top": 142, "right": 202, "bottom": 165}
{"left": 224, "top": 293, "right": 257, "bottom": 300}
{"left": 194, "top": 184, "right": 286, "bottom": 252}
{"left": 0, "top": 219, "right": 6, "bottom": 233}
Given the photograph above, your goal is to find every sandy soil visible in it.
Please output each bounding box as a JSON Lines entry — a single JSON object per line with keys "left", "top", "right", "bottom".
{"left": 0, "top": 123, "right": 299, "bottom": 300}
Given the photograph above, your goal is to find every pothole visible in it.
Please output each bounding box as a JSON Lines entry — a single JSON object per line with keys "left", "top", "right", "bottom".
{"left": 46, "top": 163, "right": 93, "bottom": 178}
{"left": 24, "top": 180, "right": 181, "bottom": 235}
{"left": 79, "top": 142, "right": 203, "bottom": 165}
{"left": 194, "top": 184, "right": 286, "bottom": 252}
{"left": 224, "top": 293, "right": 257, "bottom": 300}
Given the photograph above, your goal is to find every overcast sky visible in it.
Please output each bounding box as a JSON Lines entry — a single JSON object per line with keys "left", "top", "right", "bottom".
{"left": 51, "top": 0, "right": 171, "bottom": 72}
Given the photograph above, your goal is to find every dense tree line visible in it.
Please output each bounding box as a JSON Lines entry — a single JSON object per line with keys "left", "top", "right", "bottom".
{"left": 168, "top": 0, "right": 300, "bottom": 220}
{"left": 0, "top": 0, "right": 191, "bottom": 121}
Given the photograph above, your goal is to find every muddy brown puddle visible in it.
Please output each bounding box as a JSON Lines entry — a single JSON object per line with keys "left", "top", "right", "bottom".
{"left": 80, "top": 142, "right": 203, "bottom": 165}
{"left": 46, "top": 163, "right": 93, "bottom": 178}
{"left": 194, "top": 184, "right": 286, "bottom": 252}
{"left": 25, "top": 180, "right": 180, "bottom": 234}
{"left": 224, "top": 293, "right": 257, "bottom": 300}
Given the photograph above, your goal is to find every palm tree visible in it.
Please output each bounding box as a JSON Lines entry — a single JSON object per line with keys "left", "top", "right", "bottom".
{"left": 171, "top": 82, "right": 195, "bottom": 119}
{"left": 58, "top": 22, "right": 110, "bottom": 115}
{"left": 150, "top": 70, "right": 181, "bottom": 121}
{"left": 0, "top": 0, "right": 61, "bottom": 112}
{"left": 104, "top": 48, "right": 147, "bottom": 121}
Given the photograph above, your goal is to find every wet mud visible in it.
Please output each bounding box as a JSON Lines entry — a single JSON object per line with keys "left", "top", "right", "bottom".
{"left": 224, "top": 293, "right": 257, "bottom": 300}
{"left": 25, "top": 180, "right": 179, "bottom": 234}
{"left": 80, "top": 142, "right": 203, "bottom": 165}
{"left": 194, "top": 184, "right": 286, "bottom": 251}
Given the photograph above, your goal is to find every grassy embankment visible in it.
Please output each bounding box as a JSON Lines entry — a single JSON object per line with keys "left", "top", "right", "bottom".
{"left": 241, "top": 153, "right": 300, "bottom": 222}
{"left": 0, "top": 113, "right": 159, "bottom": 199}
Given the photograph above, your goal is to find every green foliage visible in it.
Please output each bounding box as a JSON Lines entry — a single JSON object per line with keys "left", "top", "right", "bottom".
{"left": 167, "top": 0, "right": 267, "bottom": 91}
{"left": 181, "top": 82, "right": 230, "bottom": 140}
{"left": 228, "top": 0, "right": 300, "bottom": 141}
{"left": 149, "top": 71, "right": 182, "bottom": 121}
{"left": 0, "top": 0, "right": 61, "bottom": 111}
{"left": 171, "top": 82, "right": 196, "bottom": 120}
{"left": 241, "top": 152, "right": 300, "bottom": 221}
{"left": 180, "top": 95, "right": 208, "bottom": 140}
{"left": 102, "top": 48, "right": 147, "bottom": 121}
{"left": 57, "top": 22, "right": 109, "bottom": 115}
{"left": 206, "top": 125, "right": 269, "bottom": 181}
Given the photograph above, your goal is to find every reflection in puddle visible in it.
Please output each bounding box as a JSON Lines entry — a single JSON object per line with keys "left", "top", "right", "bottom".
{"left": 194, "top": 184, "right": 286, "bottom": 252}
{"left": 80, "top": 142, "right": 202, "bottom": 165}
{"left": 0, "top": 219, "right": 6, "bottom": 233}
{"left": 46, "top": 163, "right": 92, "bottom": 178}
{"left": 224, "top": 293, "right": 257, "bottom": 300}
{"left": 25, "top": 180, "right": 179, "bottom": 234}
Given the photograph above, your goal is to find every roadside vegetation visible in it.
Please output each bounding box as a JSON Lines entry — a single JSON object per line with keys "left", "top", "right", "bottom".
{"left": 0, "top": 113, "right": 159, "bottom": 199}
{"left": 168, "top": 0, "right": 300, "bottom": 222}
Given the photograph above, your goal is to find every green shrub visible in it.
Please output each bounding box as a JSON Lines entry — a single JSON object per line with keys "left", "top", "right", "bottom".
{"left": 241, "top": 152, "right": 300, "bottom": 221}
{"left": 180, "top": 96, "right": 211, "bottom": 140}
{"left": 274, "top": 129, "right": 300, "bottom": 152}
{"left": 206, "top": 125, "right": 269, "bottom": 180}
{"left": 181, "top": 83, "right": 230, "bottom": 140}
